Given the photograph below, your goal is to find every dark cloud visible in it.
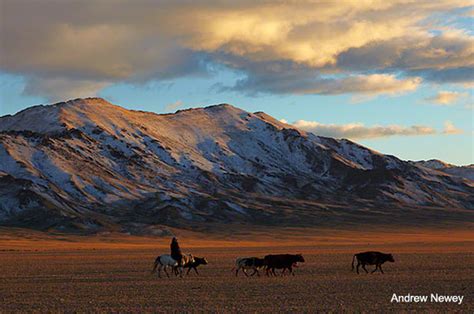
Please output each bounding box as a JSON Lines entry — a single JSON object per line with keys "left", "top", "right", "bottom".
{"left": 414, "top": 67, "right": 474, "bottom": 84}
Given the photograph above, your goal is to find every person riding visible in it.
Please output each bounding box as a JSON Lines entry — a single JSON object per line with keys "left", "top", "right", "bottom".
{"left": 170, "top": 237, "right": 183, "bottom": 265}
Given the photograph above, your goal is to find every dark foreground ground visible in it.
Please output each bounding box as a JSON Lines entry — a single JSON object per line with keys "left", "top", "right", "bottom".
{"left": 0, "top": 230, "right": 473, "bottom": 312}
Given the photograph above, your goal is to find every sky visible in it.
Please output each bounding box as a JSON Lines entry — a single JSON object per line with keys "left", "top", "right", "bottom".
{"left": 0, "top": 1, "right": 473, "bottom": 165}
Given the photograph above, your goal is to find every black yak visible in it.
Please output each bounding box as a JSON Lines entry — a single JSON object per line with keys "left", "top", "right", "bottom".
{"left": 352, "top": 251, "right": 395, "bottom": 274}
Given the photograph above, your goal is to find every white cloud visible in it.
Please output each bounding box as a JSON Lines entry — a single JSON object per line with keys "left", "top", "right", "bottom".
{"left": 295, "top": 74, "right": 421, "bottom": 96}
{"left": 442, "top": 121, "right": 463, "bottom": 134}
{"left": 287, "top": 119, "right": 465, "bottom": 139}
{"left": 164, "top": 100, "right": 183, "bottom": 112}
{"left": 425, "top": 91, "right": 467, "bottom": 105}
{"left": 289, "top": 120, "right": 436, "bottom": 139}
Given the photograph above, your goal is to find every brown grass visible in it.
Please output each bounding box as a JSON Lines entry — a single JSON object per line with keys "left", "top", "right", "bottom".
{"left": 0, "top": 227, "right": 473, "bottom": 312}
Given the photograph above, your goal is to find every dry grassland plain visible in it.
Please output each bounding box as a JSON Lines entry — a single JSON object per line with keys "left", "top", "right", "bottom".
{"left": 0, "top": 227, "right": 473, "bottom": 312}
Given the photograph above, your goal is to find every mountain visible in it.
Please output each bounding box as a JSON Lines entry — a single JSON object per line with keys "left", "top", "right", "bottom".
{"left": 410, "top": 159, "right": 474, "bottom": 181}
{"left": 411, "top": 159, "right": 453, "bottom": 170}
{"left": 1, "top": 98, "right": 473, "bottom": 233}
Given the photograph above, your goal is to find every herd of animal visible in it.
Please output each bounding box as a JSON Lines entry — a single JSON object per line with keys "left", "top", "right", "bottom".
{"left": 151, "top": 251, "right": 395, "bottom": 278}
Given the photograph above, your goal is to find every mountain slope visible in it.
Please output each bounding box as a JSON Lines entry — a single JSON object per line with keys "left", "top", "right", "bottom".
{"left": 1, "top": 98, "right": 473, "bottom": 233}
{"left": 410, "top": 159, "right": 474, "bottom": 181}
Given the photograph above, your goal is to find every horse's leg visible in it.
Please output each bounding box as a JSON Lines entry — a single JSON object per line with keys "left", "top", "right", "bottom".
{"left": 356, "top": 262, "right": 360, "bottom": 274}
{"left": 289, "top": 266, "right": 294, "bottom": 276}
{"left": 151, "top": 260, "right": 158, "bottom": 274}
{"left": 169, "top": 266, "right": 175, "bottom": 278}
{"left": 186, "top": 267, "right": 191, "bottom": 275}
{"left": 158, "top": 265, "right": 163, "bottom": 278}
{"left": 250, "top": 269, "right": 257, "bottom": 276}
{"left": 193, "top": 267, "right": 199, "bottom": 275}
{"left": 379, "top": 264, "right": 384, "bottom": 274}
{"left": 236, "top": 267, "right": 240, "bottom": 277}
{"left": 243, "top": 269, "right": 249, "bottom": 277}
{"left": 164, "top": 266, "right": 170, "bottom": 278}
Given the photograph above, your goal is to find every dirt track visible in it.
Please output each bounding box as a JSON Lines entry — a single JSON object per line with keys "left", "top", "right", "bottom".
{"left": 0, "top": 233, "right": 472, "bottom": 312}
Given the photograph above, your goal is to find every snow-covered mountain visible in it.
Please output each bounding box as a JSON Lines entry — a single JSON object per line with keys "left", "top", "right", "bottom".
{"left": 411, "top": 159, "right": 453, "bottom": 170}
{"left": 1, "top": 98, "right": 473, "bottom": 233}
{"left": 410, "top": 159, "right": 474, "bottom": 181}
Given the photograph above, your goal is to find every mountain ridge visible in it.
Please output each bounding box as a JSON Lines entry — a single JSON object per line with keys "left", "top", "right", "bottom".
{"left": 410, "top": 159, "right": 474, "bottom": 181}
{"left": 1, "top": 98, "right": 472, "bottom": 233}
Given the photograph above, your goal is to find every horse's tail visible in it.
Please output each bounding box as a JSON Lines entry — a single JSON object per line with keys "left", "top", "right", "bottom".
{"left": 351, "top": 254, "right": 357, "bottom": 271}
{"left": 151, "top": 256, "right": 161, "bottom": 274}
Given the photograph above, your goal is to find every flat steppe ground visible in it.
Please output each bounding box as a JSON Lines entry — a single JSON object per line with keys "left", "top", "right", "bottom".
{"left": 0, "top": 227, "right": 473, "bottom": 312}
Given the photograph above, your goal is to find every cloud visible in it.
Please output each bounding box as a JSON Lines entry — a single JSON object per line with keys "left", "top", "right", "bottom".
{"left": 164, "top": 100, "right": 183, "bottom": 112}
{"left": 462, "top": 7, "right": 474, "bottom": 17}
{"left": 337, "top": 31, "right": 474, "bottom": 84}
{"left": 287, "top": 119, "right": 465, "bottom": 139}
{"left": 287, "top": 120, "right": 436, "bottom": 139}
{"left": 0, "top": 1, "right": 472, "bottom": 99}
{"left": 227, "top": 72, "right": 421, "bottom": 96}
{"left": 424, "top": 91, "right": 468, "bottom": 105}
{"left": 442, "top": 121, "right": 463, "bottom": 134}
{"left": 22, "top": 77, "right": 111, "bottom": 103}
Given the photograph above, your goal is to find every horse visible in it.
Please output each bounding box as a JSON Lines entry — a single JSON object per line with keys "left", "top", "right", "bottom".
{"left": 151, "top": 254, "right": 179, "bottom": 278}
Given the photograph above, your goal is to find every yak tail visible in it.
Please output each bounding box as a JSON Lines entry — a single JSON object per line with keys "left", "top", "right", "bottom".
{"left": 151, "top": 257, "right": 160, "bottom": 274}
{"left": 351, "top": 254, "right": 356, "bottom": 271}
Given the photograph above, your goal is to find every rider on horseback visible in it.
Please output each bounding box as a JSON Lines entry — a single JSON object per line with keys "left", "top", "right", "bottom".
{"left": 170, "top": 237, "right": 183, "bottom": 265}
